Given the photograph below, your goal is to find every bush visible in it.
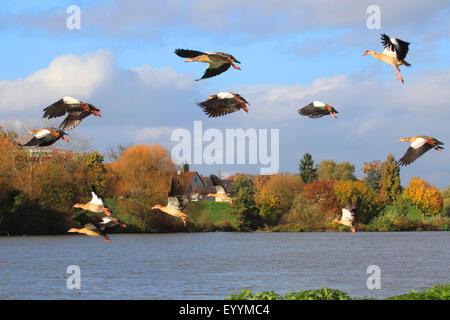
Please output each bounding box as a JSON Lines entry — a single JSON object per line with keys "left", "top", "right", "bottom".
{"left": 280, "top": 194, "right": 327, "bottom": 231}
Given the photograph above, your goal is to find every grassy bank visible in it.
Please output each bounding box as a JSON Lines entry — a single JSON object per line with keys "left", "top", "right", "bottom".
{"left": 227, "top": 284, "right": 450, "bottom": 300}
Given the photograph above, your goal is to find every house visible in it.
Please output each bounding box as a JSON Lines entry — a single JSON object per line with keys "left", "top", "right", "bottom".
{"left": 25, "top": 147, "right": 72, "bottom": 161}
{"left": 178, "top": 171, "right": 235, "bottom": 202}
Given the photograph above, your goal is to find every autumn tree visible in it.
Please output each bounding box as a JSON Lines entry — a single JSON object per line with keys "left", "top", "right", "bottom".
{"left": 262, "top": 174, "right": 304, "bottom": 213}
{"left": 318, "top": 160, "right": 356, "bottom": 181}
{"left": 109, "top": 144, "right": 177, "bottom": 230}
{"left": 281, "top": 194, "right": 326, "bottom": 231}
{"left": 299, "top": 153, "right": 318, "bottom": 184}
{"left": 334, "top": 180, "right": 385, "bottom": 224}
{"left": 254, "top": 189, "right": 283, "bottom": 227}
{"left": 404, "top": 177, "right": 443, "bottom": 220}
{"left": 303, "top": 180, "right": 340, "bottom": 217}
{"left": 379, "top": 154, "right": 402, "bottom": 204}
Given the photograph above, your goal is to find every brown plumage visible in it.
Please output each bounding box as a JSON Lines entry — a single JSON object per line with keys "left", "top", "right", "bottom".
{"left": 197, "top": 92, "right": 249, "bottom": 118}
{"left": 152, "top": 177, "right": 188, "bottom": 227}
{"left": 397, "top": 136, "right": 444, "bottom": 166}
{"left": 18, "top": 127, "right": 68, "bottom": 147}
{"left": 175, "top": 49, "right": 241, "bottom": 80}
{"left": 43, "top": 96, "right": 101, "bottom": 131}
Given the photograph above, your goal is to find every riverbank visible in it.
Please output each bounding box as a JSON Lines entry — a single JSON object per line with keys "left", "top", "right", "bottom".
{"left": 227, "top": 284, "right": 450, "bottom": 300}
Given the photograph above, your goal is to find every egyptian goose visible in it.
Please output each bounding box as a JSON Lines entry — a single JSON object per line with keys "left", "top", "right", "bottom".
{"left": 363, "top": 33, "right": 411, "bottom": 84}
{"left": 197, "top": 92, "right": 249, "bottom": 117}
{"left": 208, "top": 175, "right": 232, "bottom": 204}
{"left": 174, "top": 49, "right": 240, "bottom": 80}
{"left": 152, "top": 177, "right": 188, "bottom": 227}
{"left": 332, "top": 199, "right": 359, "bottom": 233}
{"left": 298, "top": 101, "right": 338, "bottom": 119}
{"left": 397, "top": 136, "right": 444, "bottom": 166}
{"left": 68, "top": 213, "right": 123, "bottom": 242}
{"left": 18, "top": 127, "right": 68, "bottom": 147}
{"left": 42, "top": 96, "right": 101, "bottom": 131}
{"left": 73, "top": 185, "right": 112, "bottom": 216}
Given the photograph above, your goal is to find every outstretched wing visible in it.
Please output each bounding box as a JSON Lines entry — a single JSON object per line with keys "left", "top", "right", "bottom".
{"left": 174, "top": 49, "right": 206, "bottom": 58}
{"left": 398, "top": 144, "right": 433, "bottom": 166}
{"left": 197, "top": 63, "right": 231, "bottom": 81}
{"left": 298, "top": 103, "right": 327, "bottom": 118}
{"left": 341, "top": 208, "right": 354, "bottom": 222}
{"left": 197, "top": 96, "right": 240, "bottom": 118}
{"left": 167, "top": 178, "right": 185, "bottom": 210}
{"left": 380, "top": 33, "right": 410, "bottom": 61}
{"left": 43, "top": 97, "right": 80, "bottom": 119}
{"left": 210, "top": 174, "right": 227, "bottom": 194}
{"left": 73, "top": 212, "right": 103, "bottom": 229}
{"left": 89, "top": 185, "right": 104, "bottom": 206}
{"left": 58, "top": 110, "right": 91, "bottom": 131}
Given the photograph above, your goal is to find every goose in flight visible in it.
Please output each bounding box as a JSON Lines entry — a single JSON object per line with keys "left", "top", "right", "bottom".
{"left": 197, "top": 92, "right": 249, "bottom": 117}
{"left": 73, "top": 185, "right": 112, "bottom": 216}
{"left": 67, "top": 213, "right": 126, "bottom": 242}
{"left": 18, "top": 127, "right": 68, "bottom": 147}
{"left": 298, "top": 101, "right": 338, "bottom": 119}
{"left": 175, "top": 49, "right": 240, "bottom": 80}
{"left": 363, "top": 33, "right": 411, "bottom": 83}
{"left": 42, "top": 96, "right": 102, "bottom": 131}
{"left": 333, "top": 198, "right": 359, "bottom": 233}
{"left": 208, "top": 175, "right": 232, "bottom": 204}
{"left": 397, "top": 136, "right": 444, "bottom": 166}
{"left": 152, "top": 177, "right": 188, "bottom": 227}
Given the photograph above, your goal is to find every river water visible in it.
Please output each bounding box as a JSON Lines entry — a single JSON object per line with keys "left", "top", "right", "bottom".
{"left": 0, "top": 232, "right": 448, "bottom": 299}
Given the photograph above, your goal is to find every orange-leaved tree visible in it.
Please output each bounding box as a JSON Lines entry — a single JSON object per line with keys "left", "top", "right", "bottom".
{"left": 303, "top": 180, "right": 340, "bottom": 218}
{"left": 109, "top": 144, "right": 177, "bottom": 231}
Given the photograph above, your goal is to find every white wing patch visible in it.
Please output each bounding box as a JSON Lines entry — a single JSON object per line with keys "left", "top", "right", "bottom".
{"left": 411, "top": 138, "right": 427, "bottom": 149}
{"left": 90, "top": 191, "right": 103, "bottom": 205}
{"left": 341, "top": 208, "right": 354, "bottom": 222}
{"left": 217, "top": 92, "right": 234, "bottom": 99}
{"left": 381, "top": 48, "right": 396, "bottom": 58}
{"left": 215, "top": 185, "right": 226, "bottom": 194}
{"left": 167, "top": 196, "right": 180, "bottom": 209}
{"left": 35, "top": 129, "right": 51, "bottom": 138}
{"left": 312, "top": 101, "right": 326, "bottom": 107}
{"left": 62, "top": 96, "right": 80, "bottom": 104}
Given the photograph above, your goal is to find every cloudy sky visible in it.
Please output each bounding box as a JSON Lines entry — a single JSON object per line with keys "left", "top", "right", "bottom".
{"left": 0, "top": 0, "right": 449, "bottom": 188}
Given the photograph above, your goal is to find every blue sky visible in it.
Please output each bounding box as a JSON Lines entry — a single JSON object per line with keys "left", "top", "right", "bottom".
{"left": 0, "top": 0, "right": 449, "bottom": 188}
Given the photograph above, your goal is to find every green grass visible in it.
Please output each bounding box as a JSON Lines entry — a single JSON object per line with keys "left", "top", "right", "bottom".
{"left": 383, "top": 205, "right": 423, "bottom": 220}
{"left": 227, "top": 284, "right": 450, "bottom": 300}
{"left": 185, "top": 201, "right": 238, "bottom": 230}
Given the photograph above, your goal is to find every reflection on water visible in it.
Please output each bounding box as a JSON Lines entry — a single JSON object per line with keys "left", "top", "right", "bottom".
{"left": 0, "top": 232, "right": 449, "bottom": 299}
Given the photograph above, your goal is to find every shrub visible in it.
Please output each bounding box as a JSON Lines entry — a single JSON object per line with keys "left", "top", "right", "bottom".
{"left": 280, "top": 194, "right": 327, "bottom": 231}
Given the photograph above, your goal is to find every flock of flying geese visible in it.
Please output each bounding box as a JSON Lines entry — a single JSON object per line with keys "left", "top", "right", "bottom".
{"left": 10, "top": 33, "right": 444, "bottom": 239}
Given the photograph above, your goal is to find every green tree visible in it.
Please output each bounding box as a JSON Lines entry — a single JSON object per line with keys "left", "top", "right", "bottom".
{"left": 365, "top": 169, "right": 382, "bottom": 191}
{"left": 183, "top": 162, "right": 190, "bottom": 172}
{"left": 379, "top": 154, "right": 401, "bottom": 204}
{"left": 299, "top": 153, "right": 318, "bottom": 184}
{"left": 230, "top": 176, "right": 261, "bottom": 231}
{"left": 318, "top": 160, "right": 356, "bottom": 181}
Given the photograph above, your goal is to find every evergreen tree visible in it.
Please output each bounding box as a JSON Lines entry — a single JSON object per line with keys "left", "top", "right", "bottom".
{"left": 379, "top": 154, "right": 402, "bottom": 204}
{"left": 229, "top": 176, "right": 261, "bottom": 231}
{"left": 365, "top": 169, "right": 382, "bottom": 191}
{"left": 183, "top": 162, "right": 189, "bottom": 172}
{"left": 299, "top": 153, "right": 318, "bottom": 184}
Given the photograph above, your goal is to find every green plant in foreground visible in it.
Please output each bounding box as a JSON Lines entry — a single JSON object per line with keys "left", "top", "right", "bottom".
{"left": 227, "top": 284, "right": 450, "bottom": 300}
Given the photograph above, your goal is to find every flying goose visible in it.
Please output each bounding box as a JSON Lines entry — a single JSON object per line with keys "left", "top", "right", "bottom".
{"left": 18, "top": 127, "right": 68, "bottom": 147}
{"left": 333, "top": 198, "right": 359, "bottom": 233}
{"left": 197, "top": 92, "right": 249, "bottom": 117}
{"left": 73, "top": 185, "right": 112, "bottom": 216}
{"left": 152, "top": 177, "right": 188, "bottom": 227}
{"left": 67, "top": 213, "right": 124, "bottom": 242}
{"left": 363, "top": 33, "right": 411, "bottom": 83}
{"left": 208, "top": 175, "right": 232, "bottom": 204}
{"left": 42, "top": 96, "right": 101, "bottom": 131}
{"left": 298, "top": 101, "right": 338, "bottom": 119}
{"left": 175, "top": 49, "right": 240, "bottom": 80}
{"left": 397, "top": 136, "right": 444, "bottom": 166}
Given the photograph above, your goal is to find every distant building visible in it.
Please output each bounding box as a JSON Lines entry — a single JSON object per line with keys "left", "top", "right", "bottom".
{"left": 178, "top": 171, "right": 235, "bottom": 202}
{"left": 25, "top": 147, "right": 72, "bottom": 161}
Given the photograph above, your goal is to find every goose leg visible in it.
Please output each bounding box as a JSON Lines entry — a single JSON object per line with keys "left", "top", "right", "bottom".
{"left": 397, "top": 67, "right": 404, "bottom": 84}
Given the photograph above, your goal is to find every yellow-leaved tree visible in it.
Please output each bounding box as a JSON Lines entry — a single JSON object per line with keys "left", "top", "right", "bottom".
{"left": 404, "top": 177, "right": 443, "bottom": 221}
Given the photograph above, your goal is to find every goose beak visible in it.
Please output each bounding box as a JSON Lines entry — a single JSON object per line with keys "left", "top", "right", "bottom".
{"left": 330, "top": 112, "right": 337, "bottom": 118}
{"left": 62, "top": 137, "right": 69, "bottom": 142}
